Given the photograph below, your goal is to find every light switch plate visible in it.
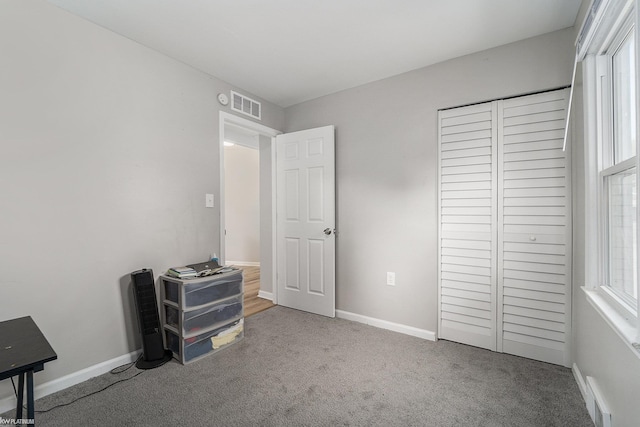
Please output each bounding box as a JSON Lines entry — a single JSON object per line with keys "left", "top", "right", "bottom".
{"left": 205, "top": 194, "right": 214, "bottom": 208}
{"left": 387, "top": 272, "right": 395, "bottom": 286}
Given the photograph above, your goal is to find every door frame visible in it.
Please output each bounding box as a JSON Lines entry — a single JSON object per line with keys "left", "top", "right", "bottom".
{"left": 219, "top": 111, "right": 281, "bottom": 303}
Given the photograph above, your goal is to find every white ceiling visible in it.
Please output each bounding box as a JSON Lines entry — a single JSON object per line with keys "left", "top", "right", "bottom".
{"left": 48, "top": 0, "right": 583, "bottom": 108}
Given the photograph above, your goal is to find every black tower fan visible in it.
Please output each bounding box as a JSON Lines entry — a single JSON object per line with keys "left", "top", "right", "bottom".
{"left": 131, "top": 269, "right": 172, "bottom": 369}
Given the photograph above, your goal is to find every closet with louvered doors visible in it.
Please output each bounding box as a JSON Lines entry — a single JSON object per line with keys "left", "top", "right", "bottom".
{"left": 437, "top": 88, "right": 571, "bottom": 367}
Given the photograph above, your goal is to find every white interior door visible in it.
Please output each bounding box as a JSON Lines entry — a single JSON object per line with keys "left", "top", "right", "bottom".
{"left": 276, "top": 125, "right": 335, "bottom": 317}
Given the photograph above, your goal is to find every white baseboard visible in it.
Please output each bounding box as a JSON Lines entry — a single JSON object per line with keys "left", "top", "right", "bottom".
{"left": 336, "top": 310, "right": 436, "bottom": 341}
{"left": 572, "top": 363, "right": 588, "bottom": 403}
{"left": 227, "top": 261, "right": 260, "bottom": 267}
{"left": 0, "top": 349, "right": 141, "bottom": 414}
{"left": 257, "top": 290, "right": 273, "bottom": 301}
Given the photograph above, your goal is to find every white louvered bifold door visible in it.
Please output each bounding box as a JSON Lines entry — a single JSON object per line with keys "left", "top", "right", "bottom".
{"left": 438, "top": 101, "right": 498, "bottom": 351}
{"left": 497, "top": 89, "right": 571, "bottom": 366}
{"left": 438, "top": 88, "right": 571, "bottom": 366}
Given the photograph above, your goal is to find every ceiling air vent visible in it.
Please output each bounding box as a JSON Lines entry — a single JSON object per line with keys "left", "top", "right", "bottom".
{"left": 230, "top": 90, "right": 261, "bottom": 120}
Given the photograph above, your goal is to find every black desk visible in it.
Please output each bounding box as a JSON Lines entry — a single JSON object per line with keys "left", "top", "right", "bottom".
{"left": 0, "top": 316, "right": 57, "bottom": 425}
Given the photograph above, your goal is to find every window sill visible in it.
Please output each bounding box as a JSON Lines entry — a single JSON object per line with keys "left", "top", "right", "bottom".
{"left": 582, "top": 286, "right": 640, "bottom": 359}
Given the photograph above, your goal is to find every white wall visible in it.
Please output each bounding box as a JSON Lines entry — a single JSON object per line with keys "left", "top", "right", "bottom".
{"left": 285, "top": 28, "right": 575, "bottom": 334}
{"left": 259, "top": 134, "right": 274, "bottom": 293}
{"left": 224, "top": 145, "right": 261, "bottom": 263}
{"left": 569, "top": 2, "right": 640, "bottom": 425}
{"left": 0, "top": 0, "right": 283, "bottom": 404}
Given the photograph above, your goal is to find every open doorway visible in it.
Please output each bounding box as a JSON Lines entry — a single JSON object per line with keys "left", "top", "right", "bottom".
{"left": 219, "top": 112, "right": 280, "bottom": 316}
{"left": 224, "top": 128, "right": 260, "bottom": 266}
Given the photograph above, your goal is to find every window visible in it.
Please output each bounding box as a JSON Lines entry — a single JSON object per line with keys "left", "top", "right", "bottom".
{"left": 601, "top": 19, "right": 638, "bottom": 307}
{"left": 605, "top": 166, "right": 636, "bottom": 302}
{"left": 612, "top": 27, "right": 636, "bottom": 164}
{"left": 581, "top": 0, "right": 640, "bottom": 350}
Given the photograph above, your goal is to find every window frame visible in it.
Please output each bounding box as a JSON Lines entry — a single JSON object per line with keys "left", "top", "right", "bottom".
{"left": 582, "top": 0, "right": 640, "bottom": 353}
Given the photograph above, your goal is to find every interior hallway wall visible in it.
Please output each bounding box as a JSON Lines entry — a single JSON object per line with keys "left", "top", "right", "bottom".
{"left": 224, "top": 145, "right": 261, "bottom": 263}
{"left": 259, "top": 134, "right": 275, "bottom": 294}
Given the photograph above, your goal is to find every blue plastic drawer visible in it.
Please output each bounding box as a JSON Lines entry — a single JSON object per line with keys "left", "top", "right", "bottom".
{"left": 162, "top": 270, "right": 243, "bottom": 307}
{"left": 164, "top": 319, "right": 244, "bottom": 364}
{"left": 164, "top": 294, "right": 243, "bottom": 335}
{"left": 183, "top": 295, "right": 243, "bottom": 334}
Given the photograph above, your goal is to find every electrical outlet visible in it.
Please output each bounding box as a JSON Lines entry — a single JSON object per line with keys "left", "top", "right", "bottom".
{"left": 387, "top": 272, "right": 395, "bottom": 286}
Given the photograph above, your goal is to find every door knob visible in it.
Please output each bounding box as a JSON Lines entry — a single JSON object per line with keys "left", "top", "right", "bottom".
{"left": 323, "top": 228, "right": 333, "bottom": 235}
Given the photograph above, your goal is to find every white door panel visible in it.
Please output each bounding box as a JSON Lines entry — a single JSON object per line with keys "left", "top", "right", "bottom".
{"left": 498, "top": 89, "right": 571, "bottom": 366}
{"left": 276, "top": 126, "right": 335, "bottom": 317}
{"left": 438, "top": 101, "right": 498, "bottom": 351}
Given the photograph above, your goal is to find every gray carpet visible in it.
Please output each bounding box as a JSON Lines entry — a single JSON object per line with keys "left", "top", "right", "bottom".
{"left": 5, "top": 306, "right": 591, "bottom": 426}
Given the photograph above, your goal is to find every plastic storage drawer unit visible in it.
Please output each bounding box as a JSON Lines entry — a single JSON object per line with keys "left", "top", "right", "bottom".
{"left": 160, "top": 269, "right": 245, "bottom": 365}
